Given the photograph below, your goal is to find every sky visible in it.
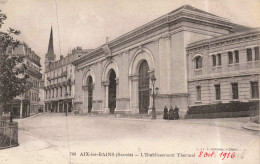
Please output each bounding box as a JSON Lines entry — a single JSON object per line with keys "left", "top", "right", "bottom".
{"left": 1, "top": 0, "right": 260, "bottom": 71}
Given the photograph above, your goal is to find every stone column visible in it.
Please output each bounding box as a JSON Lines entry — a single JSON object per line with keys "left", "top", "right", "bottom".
{"left": 103, "top": 81, "right": 110, "bottom": 114}
{"left": 114, "top": 78, "right": 119, "bottom": 112}
{"left": 130, "top": 74, "right": 139, "bottom": 114}
{"left": 82, "top": 86, "right": 87, "bottom": 112}
{"left": 148, "top": 71, "right": 155, "bottom": 115}
{"left": 116, "top": 78, "right": 119, "bottom": 98}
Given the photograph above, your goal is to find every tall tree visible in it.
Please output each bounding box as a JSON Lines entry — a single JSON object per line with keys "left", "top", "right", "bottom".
{"left": 0, "top": 10, "right": 29, "bottom": 121}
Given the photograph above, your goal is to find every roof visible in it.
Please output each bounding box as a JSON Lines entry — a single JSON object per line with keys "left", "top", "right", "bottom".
{"left": 169, "top": 5, "right": 221, "bottom": 18}
{"left": 232, "top": 24, "right": 253, "bottom": 33}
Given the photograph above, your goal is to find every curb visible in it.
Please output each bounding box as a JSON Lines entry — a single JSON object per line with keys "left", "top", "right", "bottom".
{"left": 243, "top": 122, "right": 260, "bottom": 131}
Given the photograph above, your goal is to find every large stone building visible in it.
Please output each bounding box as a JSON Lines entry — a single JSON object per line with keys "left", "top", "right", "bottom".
{"left": 70, "top": 5, "right": 259, "bottom": 118}
{"left": 9, "top": 43, "right": 42, "bottom": 118}
{"left": 44, "top": 27, "right": 91, "bottom": 113}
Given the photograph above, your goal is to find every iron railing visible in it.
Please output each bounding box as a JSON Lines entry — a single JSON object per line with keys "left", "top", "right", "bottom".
{"left": 0, "top": 120, "right": 18, "bottom": 149}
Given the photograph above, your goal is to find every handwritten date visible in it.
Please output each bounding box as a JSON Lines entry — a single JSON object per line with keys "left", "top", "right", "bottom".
{"left": 198, "top": 151, "right": 235, "bottom": 160}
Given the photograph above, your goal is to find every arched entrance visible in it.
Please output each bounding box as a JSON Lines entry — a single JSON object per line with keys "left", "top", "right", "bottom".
{"left": 87, "top": 76, "right": 93, "bottom": 113}
{"left": 108, "top": 69, "right": 116, "bottom": 114}
{"left": 138, "top": 60, "right": 150, "bottom": 114}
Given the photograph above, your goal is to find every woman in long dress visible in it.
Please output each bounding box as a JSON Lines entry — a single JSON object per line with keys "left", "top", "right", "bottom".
{"left": 169, "top": 106, "right": 174, "bottom": 120}
{"left": 163, "top": 106, "right": 168, "bottom": 119}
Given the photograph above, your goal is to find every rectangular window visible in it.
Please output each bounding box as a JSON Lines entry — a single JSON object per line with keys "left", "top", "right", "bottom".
{"left": 196, "top": 86, "right": 201, "bottom": 101}
{"left": 215, "top": 85, "right": 221, "bottom": 100}
{"left": 228, "top": 52, "right": 233, "bottom": 64}
{"left": 231, "top": 83, "right": 239, "bottom": 99}
{"left": 217, "top": 54, "right": 221, "bottom": 65}
{"left": 213, "top": 55, "right": 216, "bottom": 66}
{"left": 235, "top": 50, "right": 239, "bottom": 63}
{"left": 60, "top": 87, "right": 62, "bottom": 97}
{"left": 255, "top": 47, "right": 259, "bottom": 60}
{"left": 251, "top": 82, "right": 259, "bottom": 99}
{"left": 247, "top": 48, "right": 252, "bottom": 61}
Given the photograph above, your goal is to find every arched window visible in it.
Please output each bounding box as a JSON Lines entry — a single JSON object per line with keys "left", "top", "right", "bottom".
{"left": 195, "top": 56, "right": 202, "bottom": 69}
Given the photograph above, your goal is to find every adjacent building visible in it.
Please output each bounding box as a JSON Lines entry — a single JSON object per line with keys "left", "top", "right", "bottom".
{"left": 8, "top": 43, "right": 42, "bottom": 118}
{"left": 71, "top": 5, "right": 259, "bottom": 118}
{"left": 187, "top": 29, "right": 260, "bottom": 105}
{"left": 44, "top": 27, "right": 91, "bottom": 113}
{"left": 39, "top": 75, "right": 45, "bottom": 112}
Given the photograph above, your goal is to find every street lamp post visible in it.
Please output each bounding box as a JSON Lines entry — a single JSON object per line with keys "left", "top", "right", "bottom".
{"left": 150, "top": 74, "right": 157, "bottom": 119}
{"left": 65, "top": 91, "right": 68, "bottom": 116}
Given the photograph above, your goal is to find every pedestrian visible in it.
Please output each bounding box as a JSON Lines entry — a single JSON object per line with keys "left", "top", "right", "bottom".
{"left": 169, "top": 106, "right": 174, "bottom": 120}
{"left": 163, "top": 106, "right": 168, "bottom": 120}
{"left": 174, "top": 106, "right": 179, "bottom": 120}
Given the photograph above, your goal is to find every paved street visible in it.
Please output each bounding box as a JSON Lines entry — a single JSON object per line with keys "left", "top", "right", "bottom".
{"left": 0, "top": 113, "right": 259, "bottom": 164}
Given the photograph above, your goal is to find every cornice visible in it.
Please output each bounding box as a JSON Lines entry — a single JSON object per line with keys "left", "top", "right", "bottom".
{"left": 75, "top": 26, "right": 221, "bottom": 71}
{"left": 187, "top": 29, "right": 260, "bottom": 54}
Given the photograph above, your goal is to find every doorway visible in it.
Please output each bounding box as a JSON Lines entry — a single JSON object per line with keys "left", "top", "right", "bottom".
{"left": 108, "top": 69, "right": 116, "bottom": 114}
{"left": 87, "top": 76, "right": 93, "bottom": 113}
{"left": 138, "top": 60, "right": 150, "bottom": 114}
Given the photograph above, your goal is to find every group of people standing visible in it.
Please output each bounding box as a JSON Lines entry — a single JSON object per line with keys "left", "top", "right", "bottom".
{"left": 163, "top": 106, "right": 179, "bottom": 120}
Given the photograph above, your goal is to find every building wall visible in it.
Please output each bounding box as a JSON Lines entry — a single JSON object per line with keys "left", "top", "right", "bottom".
{"left": 188, "top": 75, "right": 260, "bottom": 105}
{"left": 187, "top": 29, "right": 260, "bottom": 106}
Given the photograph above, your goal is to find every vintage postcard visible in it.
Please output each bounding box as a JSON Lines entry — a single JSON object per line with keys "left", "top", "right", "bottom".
{"left": 0, "top": 0, "right": 259, "bottom": 163}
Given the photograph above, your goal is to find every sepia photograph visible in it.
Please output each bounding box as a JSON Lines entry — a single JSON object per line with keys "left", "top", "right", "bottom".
{"left": 0, "top": 0, "right": 259, "bottom": 163}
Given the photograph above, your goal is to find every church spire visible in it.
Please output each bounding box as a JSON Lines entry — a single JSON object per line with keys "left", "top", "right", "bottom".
{"left": 45, "top": 26, "right": 56, "bottom": 62}
{"left": 47, "top": 26, "right": 54, "bottom": 55}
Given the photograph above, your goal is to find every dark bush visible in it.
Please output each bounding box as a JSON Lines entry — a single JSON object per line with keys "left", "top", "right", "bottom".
{"left": 187, "top": 101, "right": 259, "bottom": 115}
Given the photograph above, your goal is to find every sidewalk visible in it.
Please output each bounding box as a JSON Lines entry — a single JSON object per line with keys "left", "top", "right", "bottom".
{"left": 0, "top": 113, "right": 42, "bottom": 121}
{"left": 243, "top": 121, "right": 260, "bottom": 131}
{"left": 64, "top": 112, "right": 254, "bottom": 132}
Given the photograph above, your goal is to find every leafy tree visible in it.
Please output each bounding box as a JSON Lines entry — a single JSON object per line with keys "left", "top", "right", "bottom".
{"left": 0, "top": 10, "right": 29, "bottom": 121}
